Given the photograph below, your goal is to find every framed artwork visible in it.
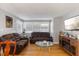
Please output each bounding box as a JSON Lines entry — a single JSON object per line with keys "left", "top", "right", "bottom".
{"left": 6, "top": 16, "right": 13, "bottom": 28}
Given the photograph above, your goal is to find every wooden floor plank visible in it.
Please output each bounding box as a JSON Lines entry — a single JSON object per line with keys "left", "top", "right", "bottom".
{"left": 17, "top": 44, "right": 70, "bottom": 56}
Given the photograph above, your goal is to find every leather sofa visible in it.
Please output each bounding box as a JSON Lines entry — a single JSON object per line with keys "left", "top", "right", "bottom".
{"left": 30, "top": 32, "right": 53, "bottom": 44}
{"left": 0, "top": 33, "right": 28, "bottom": 54}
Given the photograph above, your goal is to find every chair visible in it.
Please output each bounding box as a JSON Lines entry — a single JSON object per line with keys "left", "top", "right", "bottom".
{"left": 0, "top": 40, "right": 16, "bottom": 56}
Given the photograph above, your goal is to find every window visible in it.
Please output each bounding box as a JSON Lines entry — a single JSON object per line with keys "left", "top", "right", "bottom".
{"left": 23, "top": 21, "right": 50, "bottom": 33}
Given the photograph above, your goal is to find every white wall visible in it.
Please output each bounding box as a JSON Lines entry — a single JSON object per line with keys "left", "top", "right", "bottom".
{"left": 15, "top": 20, "right": 23, "bottom": 34}
{"left": 53, "top": 16, "right": 65, "bottom": 43}
{"left": 53, "top": 10, "right": 79, "bottom": 43}
{"left": 63, "top": 10, "right": 79, "bottom": 20}
{"left": 63, "top": 11, "right": 79, "bottom": 36}
{"left": 50, "top": 18, "right": 54, "bottom": 37}
{"left": 0, "top": 9, "right": 23, "bottom": 36}
{"left": 0, "top": 9, "right": 54, "bottom": 37}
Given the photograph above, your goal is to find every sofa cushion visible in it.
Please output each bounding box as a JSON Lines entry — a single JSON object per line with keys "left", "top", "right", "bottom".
{"left": 33, "top": 37, "right": 49, "bottom": 40}
{"left": 17, "top": 40, "right": 27, "bottom": 46}
{"left": 12, "top": 33, "right": 20, "bottom": 37}
{"left": 10, "top": 38, "right": 15, "bottom": 41}
{"left": 31, "top": 32, "right": 50, "bottom": 38}
{"left": 0, "top": 37, "right": 6, "bottom": 41}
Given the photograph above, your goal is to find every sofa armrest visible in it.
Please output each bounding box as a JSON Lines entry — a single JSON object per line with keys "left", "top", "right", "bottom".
{"left": 48, "top": 37, "right": 53, "bottom": 42}
{"left": 30, "top": 37, "right": 33, "bottom": 40}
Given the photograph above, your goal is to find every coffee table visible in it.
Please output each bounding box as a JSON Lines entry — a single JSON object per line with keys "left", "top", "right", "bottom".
{"left": 35, "top": 41, "right": 53, "bottom": 52}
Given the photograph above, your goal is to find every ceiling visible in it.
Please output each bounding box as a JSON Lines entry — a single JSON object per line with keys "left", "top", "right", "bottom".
{"left": 0, "top": 3, "right": 79, "bottom": 20}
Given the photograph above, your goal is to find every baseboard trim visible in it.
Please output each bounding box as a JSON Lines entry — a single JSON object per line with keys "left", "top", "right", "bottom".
{"left": 53, "top": 42, "right": 59, "bottom": 44}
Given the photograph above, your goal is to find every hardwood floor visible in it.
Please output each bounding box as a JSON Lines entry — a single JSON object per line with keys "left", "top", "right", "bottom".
{"left": 17, "top": 43, "right": 70, "bottom": 56}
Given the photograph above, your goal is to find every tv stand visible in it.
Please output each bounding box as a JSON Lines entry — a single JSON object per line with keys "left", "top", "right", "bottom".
{"left": 59, "top": 34, "right": 79, "bottom": 56}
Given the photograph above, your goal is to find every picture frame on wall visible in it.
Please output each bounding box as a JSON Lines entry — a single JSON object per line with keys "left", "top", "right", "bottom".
{"left": 6, "top": 16, "right": 13, "bottom": 28}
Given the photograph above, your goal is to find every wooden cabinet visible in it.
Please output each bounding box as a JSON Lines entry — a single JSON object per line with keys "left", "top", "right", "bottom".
{"left": 59, "top": 35, "right": 79, "bottom": 56}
